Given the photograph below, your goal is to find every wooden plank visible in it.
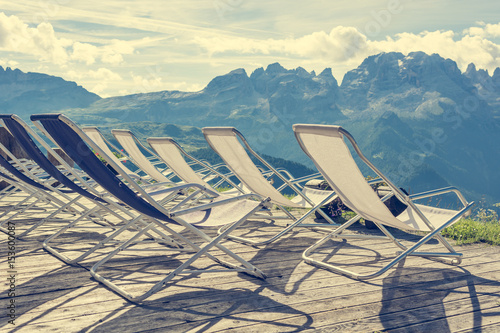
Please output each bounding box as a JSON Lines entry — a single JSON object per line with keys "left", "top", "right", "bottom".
{"left": 2, "top": 204, "right": 500, "bottom": 333}
{"left": 197, "top": 284, "right": 500, "bottom": 333}
{"left": 7, "top": 251, "right": 499, "bottom": 332}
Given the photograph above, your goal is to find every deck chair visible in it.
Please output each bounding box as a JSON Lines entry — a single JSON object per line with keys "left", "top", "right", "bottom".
{"left": 293, "top": 124, "right": 474, "bottom": 279}
{"left": 146, "top": 136, "right": 245, "bottom": 194}
{"left": 202, "top": 127, "right": 339, "bottom": 245}
{"left": 109, "top": 129, "right": 180, "bottom": 184}
{"left": 82, "top": 127, "right": 160, "bottom": 184}
{"left": 84, "top": 127, "right": 192, "bottom": 206}
{"left": 112, "top": 129, "right": 236, "bottom": 190}
{"left": 0, "top": 144, "right": 53, "bottom": 219}
{"left": 0, "top": 123, "right": 99, "bottom": 237}
{"left": 0, "top": 115, "right": 178, "bottom": 257}
{"left": 32, "top": 113, "right": 270, "bottom": 302}
{"left": 0, "top": 165, "right": 58, "bottom": 231}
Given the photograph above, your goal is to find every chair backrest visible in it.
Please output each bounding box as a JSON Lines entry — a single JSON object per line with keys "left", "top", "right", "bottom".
{"left": 147, "top": 137, "right": 212, "bottom": 188}
{"left": 0, "top": 142, "right": 49, "bottom": 191}
{"left": 202, "top": 127, "right": 300, "bottom": 207}
{"left": 0, "top": 114, "right": 104, "bottom": 202}
{"left": 31, "top": 114, "right": 177, "bottom": 224}
{"left": 293, "top": 124, "right": 409, "bottom": 229}
{"left": 82, "top": 127, "right": 137, "bottom": 176}
{"left": 111, "top": 130, "right": 173, "bottom": 183}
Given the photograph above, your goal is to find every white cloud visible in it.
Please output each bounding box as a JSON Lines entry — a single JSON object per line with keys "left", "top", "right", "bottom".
{"left": 0, "top": 12, "right": 71, "bottom": 64}
{"left": 0, "top": 58, "right": 19, "bottom": 68}
{"left": 130, "top": 72, "right": 204, "bottom": 94}
{"left": 465, "top": 22, "right": 500, "bottom": 38}
{"left": 372, "top": 30, "right": 500, "bottom": 73}
{"left": 67, "top": 67, "right": 121, "bottom": 81}
{"left": 0, "top": 12, "right": 136, "bottom": 67}
{"left": 71, "top": 42, "right": 99, "bottom": 65}
{"left": 193, "top": 26, "right": 368, "bottom": 61}
{"left": 101, "top": 39, "right": 135, "bottom": 64}
{"left": 66, "top": 68, "right": 122, "bottom": 96}
{"left": 163, "top": 81, "right": 204, "bottom": 92}
{"left": 131, "top": 73, "right": 164, "bottom": 93}
{"left": 194, "top": 23, "right": 500, "bottom": 75}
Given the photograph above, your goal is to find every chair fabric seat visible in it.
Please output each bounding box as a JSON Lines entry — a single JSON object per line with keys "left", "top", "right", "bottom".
{"left": 180, "top": 197, "right": 262, "bottom": 228}
{"left": 396, "top": 204, "right": 461, "bottom": 232}
{"left": 111, "top": 130, "right": 174, "bottom": 183}
{"left": 291, "top": 186, "right": 333, "bottom": 208}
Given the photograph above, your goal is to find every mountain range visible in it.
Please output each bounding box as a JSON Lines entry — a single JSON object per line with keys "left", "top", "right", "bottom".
{"left": 0, "top": 66, "right": 100, "bottom": 115}
{"left": 1, "top": 52, "right": 499, "bottom": 206}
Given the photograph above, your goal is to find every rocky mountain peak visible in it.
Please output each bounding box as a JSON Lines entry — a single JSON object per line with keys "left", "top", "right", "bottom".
{"left": 265, "top": 62, "right": 288, "bottom": 76}
{"left": 317, "top": 68, "right": 337, "bottom": 87}
{"left": 294, "top": 66, "right": 313, "bottom": 78}
{"left": 465, "top": 63, "right": 477, "bottom": 75}
{"left": 203, "top": 68, "right": 252, "bottom": 95}
{"left": 340, "top": 51, "right": 480, "bottom": 118}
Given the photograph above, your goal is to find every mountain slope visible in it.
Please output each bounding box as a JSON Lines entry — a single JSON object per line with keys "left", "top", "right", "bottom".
{"left": 0, "top": 66, "right": 100, "bottom": 117}
{"left": 3, "top": 53, "right": 500, "bottom": 205}
{"left": 338, "top": 52, "right": 500, "bottom": 202}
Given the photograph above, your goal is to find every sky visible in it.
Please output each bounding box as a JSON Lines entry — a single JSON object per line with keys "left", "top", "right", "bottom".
{"left": 1, "top": 0, "right": 500, "bottom": 97}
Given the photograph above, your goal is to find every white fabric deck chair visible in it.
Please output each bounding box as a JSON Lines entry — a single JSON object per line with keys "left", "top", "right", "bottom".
{"left": 82, "top": 127, "right": 161, "bottom": 184}
{"left": 146, "top": 136, "right": 244, "bottom": 194}
{"left": 111, "top": 129, "right": 223, "bottom": 186}
{"left": 112, "top": 129, "right": 241, "bottom": 209}
{"left": 202, "top": 127, "right": 339, "bottom": 245}
{"left": 293, "top": 124, "right": 474, "bottom": 279}
{"left": 110, "top": 129, "right": 180, "bottom": 184}
{"left": 32, "top": 113, "right": 270, "bottom": 302}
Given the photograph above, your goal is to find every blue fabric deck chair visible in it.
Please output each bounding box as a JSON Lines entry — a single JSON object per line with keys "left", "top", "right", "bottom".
{"left": 0, "top": 144, "right": 54, "bottom": 220}
{"left": 202, "top": 127, "right": 341, "bottom": 246}
{"left": 0, "top": 114, "right": 178, "bottom": 260}
{"left": 0, "top": 166, "right": 53, "bottom": 229}
{"left": 0, "top": 135, "right": 92, "bottom": 237}
{"left": 293, "top": 124, "right": 474, "bottom": 279}
{"left": 32, "top": 113, "right": 270, "bottom": 302}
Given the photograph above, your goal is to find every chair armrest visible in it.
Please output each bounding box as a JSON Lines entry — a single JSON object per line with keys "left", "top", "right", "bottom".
{"left": 409, "top": 186, "right": 471, "bottom": 215}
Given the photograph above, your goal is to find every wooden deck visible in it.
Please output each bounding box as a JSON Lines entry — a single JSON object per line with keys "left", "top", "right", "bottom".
{"left": 2, "top": 206, "right": 500, "bottom": 333}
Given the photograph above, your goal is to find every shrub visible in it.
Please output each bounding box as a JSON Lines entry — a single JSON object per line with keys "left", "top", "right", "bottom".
{"left": 442, "top": 218, "right": 500, "bottom": 246}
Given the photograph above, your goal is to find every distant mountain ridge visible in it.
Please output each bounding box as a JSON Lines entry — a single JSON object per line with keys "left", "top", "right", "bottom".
{"left": 2, "top": 52, "right": 500, "bottom": 206}
{"left": 341, "top": 52, "right": 498, "bottom": 121}
{"left": 66, "top": 62, "right": 344, "bottom": 134}
{"left": 0, "top": 66, "right": 100, "bottom": 116}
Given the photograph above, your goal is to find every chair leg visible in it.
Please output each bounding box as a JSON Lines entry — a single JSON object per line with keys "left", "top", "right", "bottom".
{"left": 90, "top": 204, "right": 266, "bottom": 302}
{"left": 43, "top": 206, "right": 184, "bottom": 265}
{"left": 0, "top": 191, "right": 38, "bottom": 221}
{"left": 220, "top": 201, "right": 340, "bottom": 246}
{"left": 303, "top": 204, "right": 473, "bottom": 280}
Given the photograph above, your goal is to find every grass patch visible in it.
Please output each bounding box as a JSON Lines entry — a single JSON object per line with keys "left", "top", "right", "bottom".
{"left": 442, "top": 218, "right": 500, "bottom": 245}
{"left": 215, "top": 186, "right": 232, "bottom": 193}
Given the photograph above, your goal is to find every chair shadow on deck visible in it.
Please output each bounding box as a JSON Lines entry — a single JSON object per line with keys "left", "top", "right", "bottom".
{"left": 1, "top": 251, "right": 99, "bottom": 333}
{"left": 226, "top": 217, "right": 442, "bottom": 297}
{"left": 230, "top": 219, "right": 322, "bottom": 295}
{"left": 379, "top": 264, "right": 500, "bottom": 332}
{"left": 80, "top": 285, "right": 313, "bottom": 332}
